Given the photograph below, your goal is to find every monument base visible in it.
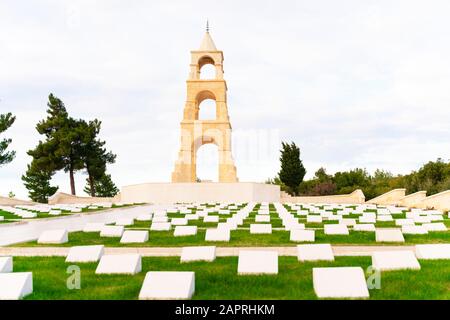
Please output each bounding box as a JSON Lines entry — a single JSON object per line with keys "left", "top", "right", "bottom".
{"left": 120, "top": 182, "right": 281, "bottom": 204}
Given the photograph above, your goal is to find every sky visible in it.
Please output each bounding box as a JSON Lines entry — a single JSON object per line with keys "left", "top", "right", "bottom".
{"left": 1, "top": 0, "right": 450, "bottom": 199}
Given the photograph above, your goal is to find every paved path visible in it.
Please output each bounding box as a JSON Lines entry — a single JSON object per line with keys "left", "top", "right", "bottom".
{"left": 0, "top": 205, "right": 157, "bottom": 246}
{"left": 0, "top": 245, "right": 415, "bottom": 257}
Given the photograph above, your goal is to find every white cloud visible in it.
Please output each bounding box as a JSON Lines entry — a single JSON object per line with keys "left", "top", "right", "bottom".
{"left": 1, "top": 0, "right": 449, "bottom": 198}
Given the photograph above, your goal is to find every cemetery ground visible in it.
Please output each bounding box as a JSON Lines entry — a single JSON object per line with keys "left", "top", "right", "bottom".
{"left": 12, "top": 206, "right": 450, "bottom": 247}
{"left": 2, "top": 202, "right": 449, "bottom": 300}
{"left": 12, "top": 255, "right": 450, "bottom": 300}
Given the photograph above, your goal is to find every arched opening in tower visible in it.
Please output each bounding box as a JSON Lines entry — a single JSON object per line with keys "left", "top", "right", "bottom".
{"left": 198, "top": 98, "right": 216, "bottom": 120}
{"left": 196, "top": 143, "right": 219, "bottom": 182}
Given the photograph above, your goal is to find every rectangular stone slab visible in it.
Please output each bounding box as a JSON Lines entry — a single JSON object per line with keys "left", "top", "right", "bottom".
{"left": 0, "top": 272, "right": 33, "bottom": 300}
{"left": 250, "top": 224, "right": 272, "bottom": 234}
{"left": 237, "top": 250, "right": 278, "bottom": 275}
{"left": 150, "top": 222, "right": 171, "bottom": 231}
{"left": 139, "top": 271, "right": 195, "bottom": 300}
{"left": 422, "top": 223, "right": 447, "bottom": 231}
{"left": 115, "top": 217, "right": 134, "bottom": 226}
{"left": 66, "top": 245, "right": 105, "bottom": 263}
{"left": 100, "top": 225, "right": 124, "bottom": 237}
{"left": 95, "top": 254, "right": 142, "bottom": 274}
{"left": 0, "top": 256, "right": 13, "bottom": 273}
{"left": 120, "top": 230, "right": 149, "bottom": 243}
{"left": 375, "top": 229, "right": 405, "bottom": 242}
{"left": 171, "top": 218, "right": 188, "bottom": 226}
{"left": 174, "top": 226, "right": 198, "bottom": 237}
{"left": 297, "top": 244, "right": 334, "bottom": 261}
{"left": 203, "top": 215, "right": 219, "bottom": 223}
{"left": 324, "top": 224, "right": 349, "bottom": 235}
{"left": 83, "top": 222, "right": 105, "bottom": 232}
{"left": 415, "top": 244, "right": 450, "bottom": 259}
{"left": 180, "top": 246, "right": 216, "bottom": 262}
{"left": 136, "top": 213, "right": 153, "bottom": 221}
{"left": 37, "top": 229, "right": 68, "bottom": 244}
{"left": 372, "top": 251, "right": 421, "bottom": 271}
{"left": 205, "top": 228, "right": 230, "bottom": 242}
{"left": 313, "top": 267, "right": 369, "bottom": 299}
{"left": 290, "top": 229, "right": 315, "bottom": 242}
{"left": 152, "top": 216, "right": 169, "bottom": 223}
{"left": 255, "top": 215, "right": 270, "bottom": 223}
{"left": 307, "top": 216, "right": 322, "bottom": 223}
{"left": 401, "top": 225, "right": 428, "bottom": 235}
{"left": 353, "top": 224, "right": 376, "bottom": 232}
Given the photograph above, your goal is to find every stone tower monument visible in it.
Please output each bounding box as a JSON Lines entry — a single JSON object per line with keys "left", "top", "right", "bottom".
{"left": 171, "top": 26, "right": 238, "bottom": 183}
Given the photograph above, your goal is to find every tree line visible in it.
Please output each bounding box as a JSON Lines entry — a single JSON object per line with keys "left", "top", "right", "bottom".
{"left": 1, "top": 94, "right": 119, "bottom": 203}
{"left": 270, "top": 142, "right": 450, "bottom": 200}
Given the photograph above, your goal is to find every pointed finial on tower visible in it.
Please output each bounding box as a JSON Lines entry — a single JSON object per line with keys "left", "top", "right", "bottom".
{"left": 206, "top": 19, "right": 210, "bottom": 33}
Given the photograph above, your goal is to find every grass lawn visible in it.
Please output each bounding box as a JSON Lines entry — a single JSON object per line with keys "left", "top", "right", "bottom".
{"left": 14, "top": 227, "right": 450, "bottom": 247}
{"left": 13, "top": 256, "right": 450, "bottom": 300}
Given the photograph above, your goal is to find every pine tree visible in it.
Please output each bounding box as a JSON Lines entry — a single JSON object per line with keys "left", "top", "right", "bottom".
{"left": 0, "top": 112, "right": 16, "bottom": 166}
{"left": 80, "top": 119, "right": 116, "bottom": 196}
{"left": 22, "top": 163, "right": 58, "bottom": 203}
{"left": 84, "top": 173, "right": 119, "bottom": 197}
{"left": 278, "top": 142, "right": 306, "bottom": 196}
{"left": 28, "top": 94, "right": 85, "bottom": 195}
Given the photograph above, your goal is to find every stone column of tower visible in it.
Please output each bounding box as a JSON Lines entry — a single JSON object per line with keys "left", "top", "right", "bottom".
{"left": 171, "top": 29, "right": 238, "bottom": 183}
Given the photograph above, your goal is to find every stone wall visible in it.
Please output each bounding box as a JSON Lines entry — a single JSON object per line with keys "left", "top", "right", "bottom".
{"left": 0, "top": 196, "right": 35, "bottom": 206}
{"left": 48, "top": 192, "right": 121, "bottom": 205}
{"left": 365, "top": 188, "right": 406, "bottom": 205}
{"left": 281, "top": 189, "right": 366, "bottom": 204}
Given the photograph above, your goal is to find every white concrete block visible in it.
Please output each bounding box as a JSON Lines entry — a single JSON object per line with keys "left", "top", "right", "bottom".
{"left": 37, "top": 229, "right": 68, "bottom": 244}
{"left": 136, "top": 213, "right": 152, "bottom": 221}
{"left": 395, "top": 218, "right": 415, "bottom": 226}
{"left": 120, "top": 230, "right": 149, "bottom": 243}
{"left": 341, "top": 219, "right": 357, "bottom": 226}
{"left": 255, "top": 215, "right": 270, "bottom": 223}
{"left": 66, "top": 245, "right": 104, "bottom": 263}
{"left": 100, "top": 225, "right": 124, "bottom": 237}
{"left": 180, "top": 246, "right": 216, "bottom": 262}
{"left": 324, "top": 224, "right": 349, "bottom": 235}
{"left": 237, "top": 250, "right": 278, "bottom": 275}
{"left": 313, "top": 267, "right": 369, "bottom": 299}
{"left": 174, "top": 226, "right": 197, "bottom": 237}
{"left": 152, "top": 216, "right": 168, "bottom": 223}
{"left": 150, "top": 222, "right": 171, "bottom": 231}
{"left": 0, "top": 272, "right": 33, "bottom": 300}
{"left": 372, "top": 251, "right": 420, "bottom": 271}
{"left": 290, "top": 229, "right": 315, "bottom": 242}
{"left": 377, "top": 215, "right": 393, "bottom": 222}
{"left": 250, "top": 224, "right": 272, "bottom": 234}
{"left": 297, "top": 244, "right": 334, "bottom": 261}
{"left": 422, "top": 223, "right": 447, "bottom": 232}
{"left": 415, "top": 244, "right": 450, "bottom": 260}
{"left": 359, "top": 216, "right": 376, "bottom": 224}
{"left": 401, "top": 225, "right": 428, "bottom": 235}
{"left": 139, "top": 271, "right": 195, "bottom": 300}
{"left": 307, "top": 215, "right": 322, "bottom": 223}
{"left": 95, "top": 254, "right": 142, "bottom": 274}
{"left": 49, "top": 209, "right": 62, "bottom": 216}
{"left": 353, "top": 224, "right": 376, "bottom": 232}
{"left": 375, "top": 229, "right": 405, "bottom": 242}
{"left": 204, "top": 215, "right": 219, "bottom": 223}
{"left": 115, "top": 217, "right": 134, "bottom": 226}
{"left": 0, "top": 256, "right": 13, "bottom": 273}
{"left": 205, "top": 228, "right": 230, "bottom": 242}
{"left": 171, "top": 218, "right": 188, "bottom": 226}
{"left": 83, "top": 222, "right": 104, "bottom": 232}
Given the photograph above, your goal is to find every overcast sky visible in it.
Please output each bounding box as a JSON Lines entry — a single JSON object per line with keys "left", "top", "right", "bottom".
{"left": 1, "top": 0, "right": 450, "bottom": 199}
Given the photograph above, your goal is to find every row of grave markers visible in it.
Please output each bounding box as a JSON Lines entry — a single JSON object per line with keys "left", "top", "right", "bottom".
{"left": 1, "top": 243, "right": 449, "bottom": 299}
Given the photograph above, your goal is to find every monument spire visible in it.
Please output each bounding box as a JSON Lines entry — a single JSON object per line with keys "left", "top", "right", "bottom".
{"left": 206, "top": 19, "right": 209, "bottom": 33}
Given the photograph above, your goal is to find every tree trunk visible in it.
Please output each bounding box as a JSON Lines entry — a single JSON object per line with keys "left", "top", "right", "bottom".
{"left": 88, "top": 174, "right": 95, "bottom": 197}
{"left": 69, "top": 167, "right": 76, "bottom": 195}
